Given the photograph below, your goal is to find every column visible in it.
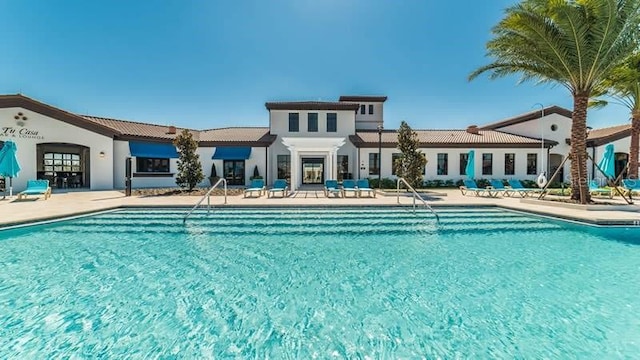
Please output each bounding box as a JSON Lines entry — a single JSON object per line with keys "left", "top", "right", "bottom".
{"left": 290, "top": 149, "right": 298, "bottom": 192}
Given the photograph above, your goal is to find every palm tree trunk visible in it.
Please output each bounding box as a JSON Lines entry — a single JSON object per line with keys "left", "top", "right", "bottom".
{"left": 629, "top": 110, "right": 640, "bottom": 179}
{"left": 570, "top": 95, "right": 591, "bottom": 204}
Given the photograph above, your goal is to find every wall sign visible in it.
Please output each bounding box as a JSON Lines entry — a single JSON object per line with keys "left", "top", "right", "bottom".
{"left": 1, "top": 127, "right": 45, "bottom": 140}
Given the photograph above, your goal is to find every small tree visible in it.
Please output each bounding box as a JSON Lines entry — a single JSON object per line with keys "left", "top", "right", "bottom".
{"left": 173, "top": 129, "right": 204, "bottom": 191}
{"left": 394, "top": 121, "right": 427, "bottom": 188}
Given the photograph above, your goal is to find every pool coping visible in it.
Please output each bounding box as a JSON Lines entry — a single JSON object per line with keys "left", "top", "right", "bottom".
{"left": 2, "top": 203, "right": 639, "bottom": 230}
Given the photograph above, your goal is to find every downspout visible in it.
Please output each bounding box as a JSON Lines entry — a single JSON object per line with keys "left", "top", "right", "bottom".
{"left": 591, "top": 144, "right": 596, "bottom": 180}
{"left": 357, "top": 146, "right": 361, "bottom": 180}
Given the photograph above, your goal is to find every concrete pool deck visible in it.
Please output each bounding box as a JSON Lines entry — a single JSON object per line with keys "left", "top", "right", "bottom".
{"left": 1, "top": 188, "right": 640, "bottom": 227}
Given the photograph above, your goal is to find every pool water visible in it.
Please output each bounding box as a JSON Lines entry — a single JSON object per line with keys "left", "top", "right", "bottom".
{"left": 1, "top": 207, "right": 639, "bottom": 358}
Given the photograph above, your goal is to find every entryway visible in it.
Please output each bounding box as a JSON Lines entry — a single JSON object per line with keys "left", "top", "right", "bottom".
{"left": 302, "top": 158, "right": 324, "bottom": 185}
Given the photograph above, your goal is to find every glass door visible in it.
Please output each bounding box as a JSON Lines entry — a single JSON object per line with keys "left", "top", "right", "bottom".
{"left": 302, "top": 158, "right": 324, "bottom": 184}
{"left": 223, "top": 160, "right": 245, "bottom": 185}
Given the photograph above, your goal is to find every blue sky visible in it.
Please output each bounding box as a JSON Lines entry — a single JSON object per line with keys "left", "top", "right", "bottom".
{"left": 0, "top": 0, "right": 632, "bottom": 131}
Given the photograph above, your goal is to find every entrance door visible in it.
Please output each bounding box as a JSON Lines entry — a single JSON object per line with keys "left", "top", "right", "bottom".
{"left": 302, "top": 158, "right": 324, "bottom": 184}
{"left": 223, "top": 160, "right": 245, "bottom": 185}
{"left": 549, "top": 154, "right": 564, "bottom": 183}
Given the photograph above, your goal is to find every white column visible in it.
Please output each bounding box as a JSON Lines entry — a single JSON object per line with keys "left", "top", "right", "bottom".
{"left": 291, "top": 149, "right": 298, "bottom": 192}
{"left": 330, "top": 150, "right": 337, "bottom": 180}
{"left": 325, "top": 153, "right": 332, "bottom": 181}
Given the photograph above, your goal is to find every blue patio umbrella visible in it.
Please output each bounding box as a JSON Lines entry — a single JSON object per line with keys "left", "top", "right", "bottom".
{"left": 0, "top": 140, "right": 21, "bottom": 197}
{"left": 465, "top": 150, "right": 475, "bottom": 179}
{"left": 597, "top": 143, "right": 615, "bottom": 179}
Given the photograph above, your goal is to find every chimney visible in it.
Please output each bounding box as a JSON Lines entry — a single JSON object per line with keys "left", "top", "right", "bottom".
{"left": 466, "top": 125, "right": 479, "bottom": 135}
{"left": 167, "top": 126, "right": 177, "bottom": 134}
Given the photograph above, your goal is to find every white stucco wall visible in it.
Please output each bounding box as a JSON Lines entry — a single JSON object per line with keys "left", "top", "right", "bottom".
{"left": 0, "top": 107, "right": 114, "bottom": 191}
{"left": 269, "top": 110, "right": 356, "bottom": 136}
{"left": 358, "top": 147, "right": 550, "bottom": 182}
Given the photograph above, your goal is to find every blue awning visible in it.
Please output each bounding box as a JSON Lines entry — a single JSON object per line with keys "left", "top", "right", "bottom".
{"left": 212, "top": 146, "right": 252, "bottom": 160}
{"left": 129, "top": 141, "right": 178, "bottom": 158}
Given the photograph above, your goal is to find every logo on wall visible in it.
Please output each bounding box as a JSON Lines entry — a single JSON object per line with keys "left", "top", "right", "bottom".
{"left": 1, "top": 112, "right": 45, "bottom": 140}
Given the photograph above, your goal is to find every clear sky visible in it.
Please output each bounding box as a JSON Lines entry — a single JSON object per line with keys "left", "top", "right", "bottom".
{"left": 0, "top": 0, "right": 632, "bottom": 131}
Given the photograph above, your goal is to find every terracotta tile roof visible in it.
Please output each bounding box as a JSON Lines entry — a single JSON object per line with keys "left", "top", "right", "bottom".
{"left": 587, "top": 124, "right": 631, "bottom": 146}
{"left": 82, "top": 115, "right": 198, "bottom": 142}
{"left": 199, "top": 127, "right": 276, "bottom": 146}
{"left": 479, "top": 106, "right": 572, "bottom": 130}
{"left": 350, "top": 129, "right": 557, "bottom": 148}
{"left": 265, "top": 101, "right": 360, "bottom": 111}
{"left": 338, "top": 95, "right": 388, "bottom": 102}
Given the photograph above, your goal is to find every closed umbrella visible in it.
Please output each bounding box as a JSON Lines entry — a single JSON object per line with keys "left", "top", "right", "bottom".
{"left": 597, "top": 143, "right": 615, "bottom": 179}
{"left": 465, "top": 150, "right": 475, "bottom": 179}
{"left": 0, "top": 141, "right": 21, "bottom": 197}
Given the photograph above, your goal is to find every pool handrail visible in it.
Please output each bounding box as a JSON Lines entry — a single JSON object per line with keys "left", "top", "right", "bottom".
{"left": 396, "top": 177, "right": 439, "bottom": 223}
{"left": 183, "top": 177, "right": 227, "bottom": 223}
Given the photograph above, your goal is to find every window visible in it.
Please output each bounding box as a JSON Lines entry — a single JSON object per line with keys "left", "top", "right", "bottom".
{"left": 277, "top": 155, "right": 291, "bottom": 182}
{"left": 527, "top": 153, "right": 537, "bottom": 175}
{"left": 307, "top": 113, "right": 318, "bottom": 132}
{"left": 136, "top": 157, "right": 169, "bottom": 173}
{"left": 437, "top": 153, "right": 448, "bottom": 175}
{"left": 326, "top": 113, "right": 337, "bottom": 132}
{"left": 391, "top": 153, "right": 402, "bottom": 175}
{"left": 43, "top": 152, "right": 81, "bottom": 174}
{"left": 288, "top": 113, "right": 299, "bottom": 132}
{"left": 369, "top": 153, "right": 379, "bottom": 175}
{"left": 504, "top": 153, "right": 515, "bottom": 175}
{"left": 360, "top": 104, "right": 366, "bottom": 114}
{"left": 368, "top": 104, "right": 374, "bottom": 115}
{"left": 460, "top": 153, "right": 469, "bottom": 175}
{"left": 337, "top": 155, "right": 349, "bottom": 181}
{"left": 482, "top": 153, "right": 493, "bottom": 175}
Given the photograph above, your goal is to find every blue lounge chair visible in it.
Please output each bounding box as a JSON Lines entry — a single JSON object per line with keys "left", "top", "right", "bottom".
{"left": 267, "top": 179, "right": 288, "bottom": 198}
{"left": 243, "top": 179, "right": 265, "bottom": 198}
{"left": 323, "top": 180, "right": 342, "bottom": 198}
{"left": 489, "top": 179, "right": 528, "bottom": 197}
{"left": 508, "top": 179, "right": 543, "bottom": 195}
{"left": 341, "top": 179, "right": 358, "bottom": 198}
{"left": 589, "top": 180, "right": 612, "bottom": 198}
{"left": 17, "top": 180, "right": 51, "bottom": 200}
{"left": 459, "top": 179, "right": 497, "bottom": 197}
{"left": 621, "top": 179, "right": 640, "bottom": 196}
{"left": 356, "top": 179, "right": 376, "bottom": 198}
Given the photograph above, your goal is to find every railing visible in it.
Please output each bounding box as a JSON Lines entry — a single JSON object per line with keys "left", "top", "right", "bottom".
{"left": 183, "top": 178, "right": 227, "bottom": 223}
{"left": 396, "top": 178, "right": 440, "bottom": 222}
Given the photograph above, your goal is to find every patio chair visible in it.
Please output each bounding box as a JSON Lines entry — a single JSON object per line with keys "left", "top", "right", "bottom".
{"left": 356, "top": 179, "right": 376, "bottom": 198}
{"left": 589, "top": 180, "right": 613, "bottom": 198}
{"left": 267, "top": 179, "right": 288, "bottom": 198}
{"left": 323, "top": 179, "right": 342, "bottom": 198}
{"left": 621, "top": 179, "right": 640, "bottom": 196}
{"left": 341, "top": 179, "right": 358, "bottom": 198}
{"left": 507, "top": 179, "right": 544, "bottom": 195}
{"left": 243, "top": 179, "right": 265, "bottom": 198}
{"left": 17, "top": 180, "right": 51, "bottom": 200}
{"left": 459, "top": 179, "right": 498, "bottom": 197}
{"left": 489, "top": 179, "right": 527, "bottom": 197}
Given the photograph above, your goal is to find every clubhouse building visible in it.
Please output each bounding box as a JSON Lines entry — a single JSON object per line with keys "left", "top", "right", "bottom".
{"left": 0, "top": 94, "right": 634, "bottom": 192}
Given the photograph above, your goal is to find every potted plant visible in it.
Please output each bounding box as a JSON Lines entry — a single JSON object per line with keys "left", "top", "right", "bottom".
{"left": 208, "top": 163, "right": 220, "bottom": 186}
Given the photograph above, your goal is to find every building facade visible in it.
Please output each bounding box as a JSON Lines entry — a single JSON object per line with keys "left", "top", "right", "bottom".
{"left": 0, "top": 94, "right": 634, "bottom": 192}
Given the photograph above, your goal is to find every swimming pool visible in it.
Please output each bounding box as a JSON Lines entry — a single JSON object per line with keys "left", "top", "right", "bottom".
{"left": 0, "top": 207, "right": 639, "bottom": 358}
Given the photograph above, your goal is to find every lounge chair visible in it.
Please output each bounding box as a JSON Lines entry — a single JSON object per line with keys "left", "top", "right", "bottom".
{"left": 267, "top": 179, "right": 288, "bottom": 198}
{"left": 243, "top": 179, "right": 265, "bottom": 198}
{"left": 589, "top": 180, "right": 613, "bottom": 198}
{"left": 489, "top": 179, "right": 528, "bottom": 197}
{"left": 459, "top": 179, "right": 498, "bottom": 197}
{"left": 17, "top": 180, "right": 51, "bottom": 200}
{"left": 508, "top": 179, "right": 544, "bottom": 195}
{"left": 356, "top": 179, "right": 376, "bottom": 198}
{"left": 323, "top": 180, "right": 342, "bottom": 198}
{"left": 621, "top": 179, "right": 640, "bottom": 196}
{"left": 341, "top": 179, "right": 358, "bottom": 198}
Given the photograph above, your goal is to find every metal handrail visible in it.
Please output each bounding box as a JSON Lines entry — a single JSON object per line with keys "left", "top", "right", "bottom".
{"left": 396, "top": 178, "right": 439, "bottom": 222}
{"left": 183, "top": 178, "right": 227, "bottom": 223}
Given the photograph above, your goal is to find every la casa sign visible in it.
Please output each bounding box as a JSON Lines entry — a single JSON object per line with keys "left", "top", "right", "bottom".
{"left": 1, "top": 126, "right": 45, "bottom": 140}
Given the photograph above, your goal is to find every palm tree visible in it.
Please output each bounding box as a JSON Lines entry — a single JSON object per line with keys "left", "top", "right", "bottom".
{"left": 601, "top": 52, "right": 640, "bottom": 179}
{"left": 469, "top": 0, "right": 640, "bottom": 204}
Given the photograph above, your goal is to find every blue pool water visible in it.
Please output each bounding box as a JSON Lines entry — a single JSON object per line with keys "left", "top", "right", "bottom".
{"left": 0, "top": 207, "right": 639, "bottom": 358}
